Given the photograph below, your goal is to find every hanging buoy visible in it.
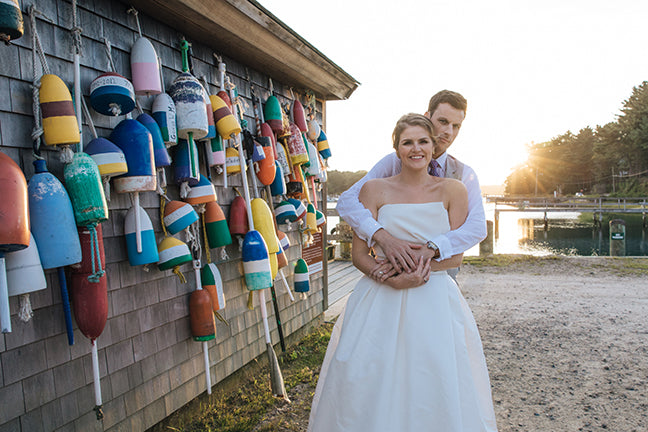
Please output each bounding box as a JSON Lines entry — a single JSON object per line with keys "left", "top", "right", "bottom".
{"left": 304, "top": 141, "right": 322, "bottom": 177}
{"left": 125, "top": 205, "right": 159, "bottom": 266}
{"left": 277, "top": 230, "right": 290, "bottom": 251}
{"left": 275, "top": 141, "right": 291, "bottom": 180}
{"left": 294, "top": 258, "right": 310, "bottom": 297}
{"left": 307, "top": 118, "right": 321, "bottom": 142}
{"left": 157, "top": 236, "right": 192, "bottom": 280}
{"left": 284, "top": 123, "right": 309, "bottom": 166}
{"left": 70, "top": 224, "right": 108, "bottom": 339}
{"left": 6, "top": 233, "right": 46, "bottom": 322}
{"left": 256, "top": 137, "right": 276, "bottom": 186}
{"left": 211, "top": 94, "right": 241, "bottom": 140}
{"left": 174, "top": 138, "right": 200, "bottom": 186}
{"left": 229, "top": 195, "right": 249, "bottom": 238}
{"left": 275, "top": 243, "right": 288, "bottom": 269}
{"left": 242, "top": 230, "right": 272, "bottom": 291}
{"left": 109, "top": 119, "right": 157, "bottom": 193}
{"left": 90, "top": 72, "right": 135, "bottom": 116}
{"left": 189, "top": 288, "right": 216, "bottom": 341}
{"left": 291, "top": 99, "right": 308, "bottom": 132}
{"left": 28, "top": 159, "right": 81, "bottom": 343}
{"left": 64, "top": 152, "right": 109, "bottom": 228}
{"left": 305, "top": 203, "right": 318, "bottom": 234}
{"left": 184, "top": 175, "right": 216, "bottom": 206}
{"left": 39, "top": 74, "right": 80, "bottom": 147}
{"left": 225, "top": 146, "right": 241, "bottom": 175}
{"left": 317, "top": 129, "right": 331, "bottom": 159}
{"left": 251, "top": 140, "right": 266, "bottom": 163}
{"left": 264, "top": 95, "right": 283, "bottom": 132}
{"left": 0, "top": 0, "right": 23, "bottom": 43}
{"left": 315, "top": 209, "right": 326, "bottom": 228}
{"left": 261, "top": 122, "right": 278, "bottom": 159}
{"left": 163, "top": 200, "right": 199, "bottom": 235}
{"left": 201, "top": 263, "right": 225, "bottom": 312}
{"left": 131, "top": 37, "right": 161, "bottom": 96}
{"left": 205, "top": 134, "right": 225, "bottom": 169}
{"left": 270, "top": 162, "right": 286, "bottom": 196}
{"left": 269, "top": 252, "right": 278, "bottom": 280}
{"left": 137, "top": 113, "right": 171, "bottom": 168}
{"left": 202, "top": 86, "right": 217, "bottom": 140}
{"left": 0, "top": 152, "right": 30, "bottom": 333}
{"left": 287, "top": 198, "right": 307, "bottom": 220}
{"left": 152, "top": 93, "right": 177, "bottom": 146}
{"left": 274, "top": 201, "right": 297, "bottom": 225}
{"left": 205, "top": 201, "right": 232, "bottom": 249}
{"left": 287, "top": 164, "right": 305, "bottom": 199}
{"left": 84, "top": 137, "right": 128, "bottom": 178}
{"left": 169, "top": 73, "right": 208, "bottom": 140}
{"left": 251, "top": 198, "right": 279, "bottom": 254}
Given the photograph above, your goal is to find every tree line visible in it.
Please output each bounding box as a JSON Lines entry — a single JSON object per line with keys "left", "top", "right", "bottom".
{"left": 505, "top": 81, "right": 648, "bottom": 196}
{"left": 326, "top": 170, "right": 367, "bottom": 197}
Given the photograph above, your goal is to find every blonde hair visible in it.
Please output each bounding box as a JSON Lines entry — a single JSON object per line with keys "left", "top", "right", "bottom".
{"left": 392, "top": 113, "right": 435, "bottom": 150}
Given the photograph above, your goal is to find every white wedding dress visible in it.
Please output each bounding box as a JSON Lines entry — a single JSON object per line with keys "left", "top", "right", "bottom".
{"left": 308, "top": 203, "right": 498, "bottom": 432}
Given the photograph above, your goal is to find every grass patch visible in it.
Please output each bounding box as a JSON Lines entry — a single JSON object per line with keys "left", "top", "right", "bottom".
{"left": 463, "top": 254, "right": 561, "bottom": 268}
{"left": 149, "top": 322, "right": 333, "bottom": 432}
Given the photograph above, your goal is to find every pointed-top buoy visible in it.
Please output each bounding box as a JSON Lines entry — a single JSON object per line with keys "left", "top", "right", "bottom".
{"left": 242, "top": 230, "right": 272, "bottom": 291}
{"left": 131, "top": 37, "right": 162, "bottom": 96}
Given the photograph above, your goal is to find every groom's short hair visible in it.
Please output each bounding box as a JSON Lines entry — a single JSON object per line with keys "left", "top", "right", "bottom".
{"left": 427, "top": 90, "right": 467, "bottom": 116}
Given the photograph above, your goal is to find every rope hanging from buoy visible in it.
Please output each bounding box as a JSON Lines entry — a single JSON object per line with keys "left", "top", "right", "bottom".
{"left": 28, "top": 6, "right": 50, "bottom": 160}
{"left": 87, "top": 224, "right": 105, "bottom": 283}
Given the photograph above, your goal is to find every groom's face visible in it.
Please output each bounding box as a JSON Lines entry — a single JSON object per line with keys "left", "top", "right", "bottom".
{"left": 425, "top": 103, "right": 465, "bottom": 158}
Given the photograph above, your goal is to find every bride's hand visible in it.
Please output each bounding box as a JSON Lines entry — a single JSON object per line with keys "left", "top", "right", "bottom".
{"left": 373, "top": 229, "right": 421, "bottom": 273}
{"left": 384, "top": 257, "right": 432, "bottom": 290}
{"left": 369, "top": 259, "right": 398, "bottom": 282}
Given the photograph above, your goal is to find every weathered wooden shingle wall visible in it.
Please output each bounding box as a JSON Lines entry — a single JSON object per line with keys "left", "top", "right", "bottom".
{"left": 0, "top": 0, "right": 325, "bottom": 430}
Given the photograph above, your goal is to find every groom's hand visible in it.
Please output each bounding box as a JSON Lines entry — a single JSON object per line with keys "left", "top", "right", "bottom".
{"left": 372, "top": 229, "right": 421, "bottom": 272}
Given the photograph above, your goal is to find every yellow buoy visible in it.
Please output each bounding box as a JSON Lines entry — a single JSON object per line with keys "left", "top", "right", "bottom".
{"left": 225, "top": 147, "right": 241, "bottom": 175}
{"left": 210, "top": 94, "right": 241, "bottom": 140}
{"left": 39, "top": 74, "right": 80, "bottom": 147}
{"left": 251, "top": 198, "right": 279, "bottom": 254}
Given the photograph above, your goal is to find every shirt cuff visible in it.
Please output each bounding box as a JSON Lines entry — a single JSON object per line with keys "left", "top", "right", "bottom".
{"left": 361, "top": 219, "right": 383, "bottom": 248}
{"left": 429, "top": 234, "right": 452, "bottom": 261}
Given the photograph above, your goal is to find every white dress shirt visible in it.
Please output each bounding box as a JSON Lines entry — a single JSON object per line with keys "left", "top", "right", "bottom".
{"left": 336, "top": 152, "right": 487, "bottom": 260}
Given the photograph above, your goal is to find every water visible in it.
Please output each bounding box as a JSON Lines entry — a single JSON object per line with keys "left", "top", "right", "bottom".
{"left": 327, "top": 201, "right": 648, "bottom": 257}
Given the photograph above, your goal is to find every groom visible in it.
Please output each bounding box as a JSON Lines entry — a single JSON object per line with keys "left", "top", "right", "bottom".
{"left": 336, "top": 90, "right": 486, "bottom": 275}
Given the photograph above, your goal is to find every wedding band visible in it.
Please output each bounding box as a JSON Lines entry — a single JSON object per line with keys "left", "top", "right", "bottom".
{"left": 378, "top": 271, "right": 383, "bottom": 276}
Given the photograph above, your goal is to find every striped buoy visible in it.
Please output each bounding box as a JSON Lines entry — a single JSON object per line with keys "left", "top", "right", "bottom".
{"left": 90, "top": 72, "right": 135, "bottom": 116}
{"left": 290, "top": 99, "right": 308, "bottom": 132}
{"left": 124, "top": 205, "right": 159, "bottom": 266}
{"left": 131, "top": 37, "right": 161, "bottom": 96}
{"left": 202, "top": 87, "right": 216, "bottom": 140}
{"left": 317, "top": 129, "right": 331, "bottom": 159}
{"left": 270, "top": 162, "right": 286, "bottom": 196}
{"left": 277, "top": 230, "right": 290, "bottom": 251}
{"left": 242, "top": 230, "right": 272, "bottom": 291}
{"left": 285, "top": 123, "right": 309, "bottom": 166}
{"left": 303, "top": 141, "right": 321, "bottom": 177}
{"left": 315, "top": 209, "right": 326, "bottom": 228}
{"left": 173, "top": 138, "right": 200, "bottom": 186}
{"left": 205, "top": 201, "right": 232, "bottom": 249}
{"left": 264, "top": 95, "right": 283, "bottom": 132}
{"left": 274, "top": 201, "right": 297, "bottom": 225}
{"left": 305, "top": 203, "right": 318, "bottom": 234}
{"left": 157, "top": 236, "right": 192, "bottom": 280}
{"left": 169, "top": 72, "right": 208, "bottom": 141}
{"left": 163, "top": 200, "right": 198, "bottom": 235}
{"left": 287, "top": 198, "right": 307, "bottom": 220}
{"left": 184, "top": 175, "right": 216, "bottom": 205}
{"left": 5, "top": 233, "right": 46, "bottom": 322}
{"left": 84, "top": 137, "right": 128, "bottom": 178}
{"left": 210, "top": 94, "right": 241, "bottom": 140}
{"left": 152, "top": 93, "right": 177, "bottom": 146}
{"left": 251, "top": 141, "right": 266, "bottom": 163}
{"left": 137, "top": 113, "right": 171, "bottom": 168}
{"left": 0, "top": 0, "right": 23, "bottom": 42}
{"left": 189, "top": 288, "right": 215, "bottom": 341}
{"left": 287, "top": 164, "right": 305, "bottom": 199}
{"left": 201, "top": 263, "right": 225, "bottom": 312}
{"left": 294, "top": 258, "right": 309, "bottom": 294}
{"left": 28, "top": 159, "right": 82, "bottom": 269}
{"left": 251, "top": 198, "right": 279, "bottom": 254}
{"left": 261, "top": 122, "right": 278, "bottom": 159}
{"left": 228, "top": 196, "right": 248, "bottom": 237}
{"left": 205, "top": 134, "right": 225, "bottom": 167}
{"left": 307, "top": 119, "right": 320, "bottom": 142}
{"left": 275, "top": 141, "right": 291, "bottom": 180}
{"left": 110, "top": 119, "right": 157, "bottom": 193}
{"left": 225, "top": 146, "right": 241, "bottom": 175}
{"left": 39, "top": 74, "right": 80, "bottom": 147}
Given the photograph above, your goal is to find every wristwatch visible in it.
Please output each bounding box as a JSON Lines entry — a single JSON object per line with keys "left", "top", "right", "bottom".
{"left": 426, "top": 240, "right": 440, "bottom": 259}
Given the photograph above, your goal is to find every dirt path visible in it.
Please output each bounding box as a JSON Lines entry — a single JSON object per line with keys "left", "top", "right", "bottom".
{"left": 254, "top": 256, "right": 648, "bottom": 431}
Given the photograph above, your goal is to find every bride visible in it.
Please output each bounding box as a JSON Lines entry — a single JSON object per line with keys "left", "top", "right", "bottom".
{"left": 308, "top": 113, "right": 498, "bottom": 432}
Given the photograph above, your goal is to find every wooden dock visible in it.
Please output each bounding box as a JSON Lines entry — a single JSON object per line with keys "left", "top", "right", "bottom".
{"left": 324, "top": 260, "right": 362, "bottom": 320}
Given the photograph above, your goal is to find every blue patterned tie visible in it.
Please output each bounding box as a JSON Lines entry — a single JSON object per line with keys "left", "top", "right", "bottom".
{"left": 429, "top": 160, "right": 440, "bottom": 177}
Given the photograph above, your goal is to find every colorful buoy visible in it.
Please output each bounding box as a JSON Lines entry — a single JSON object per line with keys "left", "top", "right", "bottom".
{"left": 315, "top": 209, "right": 326, "bottom": 228}
{"left": 84, "top": 137, "right": 128, "bottom": 178}
{"left": 184, "top": 175, "right": 216, "bottom": 206}
{"left": 256, "top": 137, "right": 276, "bottom": 186}
{"left": 90, "top": 72, "right": 135, "bottom": 116}
{"left": 305, "top": 203, "right": 318, "bottom": 234}
{"left": 174, "top": 138, "right": 200, "bottom": 186}
{"left": 317, "top": 129, "right": 331, "bottom": 159}
{"left": 205, "top": 134, "right": 225, "bottom": 168}
{"left": 287, "top": 198, "right": 307, "bottom": 220}
{"left": 125, "top": 205, "right": 159, "bottom": 266}
{"left": 131, "top": 37, "right": 161, "bottom": 96}
{"left": 229, "top": 196, "right": 249, "bottom": 237}
{"left": 284, "top": 123, "right": 309, "bottom": 166}
{"left": 274, "top": 201, "right": 297, "bottom": 225}
{"left": 152, "top": 93, "right": 177, "bottom": 146}
{"left": 137, "top": 113, "right": 171, "bottom": 168}
{"left": 242, "top": 230, "right": 272, "bottom": 291}
{"left": 210, "top": 94, "right": 241, "bottom": 140}
{"left": 5, "top": 233, "right": 46, "bottom": 322}
{"left": 264, "top": 95, "right": 283, "bottom": 132}
{"left": 157, "top": 236, "right": 192, "bottom": 281}
{"left": 294, "top": 258, "right": 310, "bottom": 294}
{"left": 251, "top": 198, "right": 279, "bottom": 254}
{"left": 169, "top": 73, "right": 208, "bottom": 141}
{"left": 0, "top": 0, "right": 24, "bottom": 43}
{"left": 270, "top": 162, "right": 286, "bottom": 196}
{"left": 307, "top": 119, "right": 321, "bottom": 142}
{"left": 275, "top": 141, "right": 291, "bottom": 180}
{"left": 277, "top": 230, "right": 290, "bottom": 252}
{"left": 205, "top": 201, "right": 232, "bottom": 249}
{"left": 201, "top": 263, "right": 225, "bottom": 312}
{"left": 109, "top": 119, "right": 157, "bottom": 193}
{"left": 39, "top": 74, "right": 80, "bottom": 147}
{"left": 225, "top": 146, "right": 241, "bottom": 175}
{"left": 163, "top": 200, "right": 198, "bottom": 235}
{"left": 64, "top": 152, "right": 109, "bottom": 229}
{"left": 189, "top": 289, "right": 215, "bottom": 341}
{"left": 291, "top": 99, "right": 308, "bottom": 132}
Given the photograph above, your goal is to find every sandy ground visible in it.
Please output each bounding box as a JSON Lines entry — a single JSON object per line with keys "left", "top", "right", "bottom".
{"left": 254, "top": 257, "right": 648, "bottom": 431}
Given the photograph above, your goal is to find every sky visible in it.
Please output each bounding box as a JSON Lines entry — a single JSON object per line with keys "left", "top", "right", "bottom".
{"left": 258, "top": 0, "right": 648, "bottom": 186}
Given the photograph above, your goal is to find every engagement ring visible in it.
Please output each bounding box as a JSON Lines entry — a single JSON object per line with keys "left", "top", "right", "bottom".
{"left": 378, "top": 271, "right": 383, "bottom": 276}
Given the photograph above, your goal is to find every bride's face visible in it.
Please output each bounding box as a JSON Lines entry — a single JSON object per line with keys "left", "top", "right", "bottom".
{"left": 396, "top": 125, "right": 434, "bottom": 169}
